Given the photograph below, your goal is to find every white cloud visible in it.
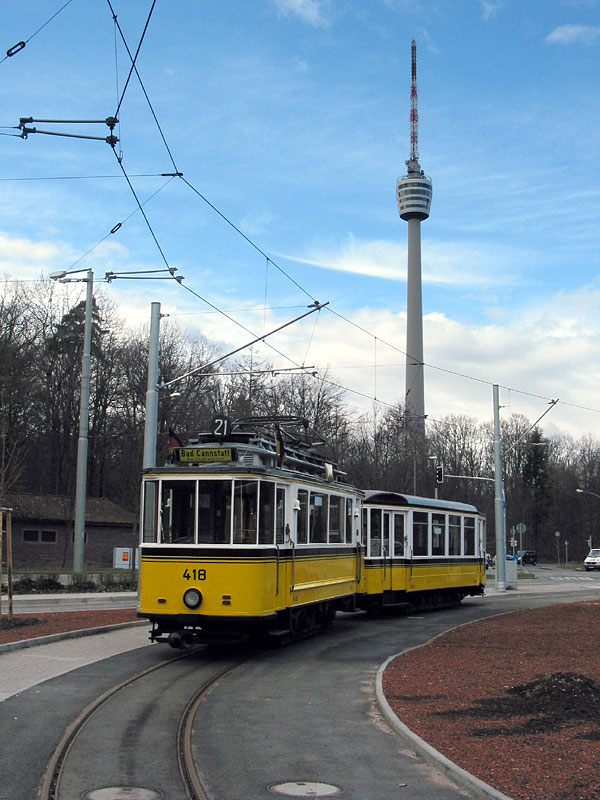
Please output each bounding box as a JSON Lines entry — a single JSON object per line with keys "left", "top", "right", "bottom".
{"left": 0, "top": 232, "right": 69, "bottom": 277}
{"left": 545, "top": 24, "right": 600, "bottom": 45}
{"left": 480, "top": 2, "right": 503, "bottom": 21}
{"left": 84, "top": 270, "right": 600, "bottom": 439}
{"left": 273, "top": 0, "right": 329, "bottom": 27}
{"left": 278, "top": 234, "right": 520, "bottom": 287}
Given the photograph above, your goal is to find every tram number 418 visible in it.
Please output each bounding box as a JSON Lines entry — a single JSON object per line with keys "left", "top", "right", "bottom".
{"left": 182, "top": 568, "right": 206, "bottom": 581}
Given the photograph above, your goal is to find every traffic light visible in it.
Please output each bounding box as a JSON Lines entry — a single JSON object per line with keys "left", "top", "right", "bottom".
{"left": 436, "top": 465, "right": 444, "bottom": 484}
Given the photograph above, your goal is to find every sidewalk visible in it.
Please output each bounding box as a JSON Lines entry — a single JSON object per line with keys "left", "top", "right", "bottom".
{"left": 6, "top": 591, "right": 137, "bottom": 606}
{"left": 0, "top": 623, "right": 151, "bottom": 702}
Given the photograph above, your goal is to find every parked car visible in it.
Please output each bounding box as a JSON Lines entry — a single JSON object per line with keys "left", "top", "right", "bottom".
{"left": 584, "top": 549, "right": 600, "bottom": 571}
{"left": 517, "top": 550, "right": 537, "bottom": 566}
{"left": 492, "top": 553, "right": 517, "bottom": 565}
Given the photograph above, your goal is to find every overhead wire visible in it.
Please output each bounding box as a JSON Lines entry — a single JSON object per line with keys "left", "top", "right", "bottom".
{"left": 112, "top": 0, "right": 157, "bottom": 122}
{"left": 1, "top": 0, "right": 76, "bottom": 65}
{"left": 0, "top": 173, "right": 173, "bottom": 181}
{"left": 106, "top": 0, "right": 179, "bottom": 173}
{"left": 66, "top": 174, "right": 177, "bottom": 272}
{"left": 6, "top": 2, "right": 590, "bottom": 424}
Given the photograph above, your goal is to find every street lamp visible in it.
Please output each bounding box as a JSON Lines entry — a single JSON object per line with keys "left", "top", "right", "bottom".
{"left": 50, "top": 268, "right": 93, "bottom": 573}
{"left": 576, "top": 488, "right": 600, "bottom": 500}
{"left": 576, "top": 489, "right": 599, "bottom": 549}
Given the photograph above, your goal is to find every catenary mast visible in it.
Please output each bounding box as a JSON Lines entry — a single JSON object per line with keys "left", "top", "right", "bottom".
{"left": 396, "top": 40, "right": 432, "bottom": 436}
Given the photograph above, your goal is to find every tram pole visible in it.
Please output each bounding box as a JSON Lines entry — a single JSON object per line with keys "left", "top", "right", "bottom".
{"left": 493, "top": 384, "right": 507, "bottom": 592}
{"left": 143, "top": 302, "right": 161, "bottom": 470}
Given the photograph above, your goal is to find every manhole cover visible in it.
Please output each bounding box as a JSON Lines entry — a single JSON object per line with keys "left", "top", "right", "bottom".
{"left": 84, "top": 789, "right": 163, "bottom": 800}
{"left": 268, "top": 782, "right": 342, "bottom": 797}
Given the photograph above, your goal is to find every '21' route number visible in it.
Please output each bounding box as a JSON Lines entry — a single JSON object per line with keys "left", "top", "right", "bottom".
{"left": 183, "top": 568, "right": 206, "bottom": 581}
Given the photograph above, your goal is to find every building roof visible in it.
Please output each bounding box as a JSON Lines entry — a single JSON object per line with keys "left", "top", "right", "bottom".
{"left": 1, "top": 493, "right": 137, "bottom": 527}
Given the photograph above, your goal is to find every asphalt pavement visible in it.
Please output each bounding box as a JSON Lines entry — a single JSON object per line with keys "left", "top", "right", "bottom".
{"left": 1, "top": 575, "right": 600, "bottom": 800}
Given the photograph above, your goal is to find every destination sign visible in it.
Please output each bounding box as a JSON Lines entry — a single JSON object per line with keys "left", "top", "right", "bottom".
{"left": 175, "top": 447, "right": 237, "bottom": 464}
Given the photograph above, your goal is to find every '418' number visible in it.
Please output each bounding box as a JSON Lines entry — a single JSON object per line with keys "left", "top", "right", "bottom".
{"left": 183, "top": 568, "right": 206, "bottom": 581}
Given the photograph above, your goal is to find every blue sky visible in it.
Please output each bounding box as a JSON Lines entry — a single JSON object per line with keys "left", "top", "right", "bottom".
{"left": 1, "top": 0, "right": 599, "bottom": 437}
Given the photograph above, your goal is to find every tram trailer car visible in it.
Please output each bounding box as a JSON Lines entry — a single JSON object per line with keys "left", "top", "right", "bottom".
{"left": 360, "top": 491, "right": 485, "bottom": 614}
{"left": 138, "top": 423, "right": 485, "bottom": 647}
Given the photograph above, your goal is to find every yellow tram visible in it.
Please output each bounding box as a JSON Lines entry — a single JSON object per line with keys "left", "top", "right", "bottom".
{"left": 138, "top": 418, "right": 485, "bottom": 646}
{"left": 138, "top": 418, "right": 363, "bottom": 645}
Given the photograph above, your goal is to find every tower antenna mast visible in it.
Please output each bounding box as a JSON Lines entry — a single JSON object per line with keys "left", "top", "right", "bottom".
{"left": 409, "top": 39, "right": 419, "bottom": 167}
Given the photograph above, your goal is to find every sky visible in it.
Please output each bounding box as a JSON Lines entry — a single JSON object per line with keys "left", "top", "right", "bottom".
{"left": 1, "top": 0, "right": 599, "bottom": 439}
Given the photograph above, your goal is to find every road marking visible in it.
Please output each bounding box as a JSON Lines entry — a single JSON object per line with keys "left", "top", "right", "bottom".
{"left": 548, "top": 576, "right": 595, "bottom": 581}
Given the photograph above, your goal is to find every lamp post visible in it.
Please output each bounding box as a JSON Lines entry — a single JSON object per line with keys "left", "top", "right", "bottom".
{"left": 50, "top": 268, "right": 93, "bottom": 573}
{"left": 576, "top": 488, "right": 599, "bottom": 549}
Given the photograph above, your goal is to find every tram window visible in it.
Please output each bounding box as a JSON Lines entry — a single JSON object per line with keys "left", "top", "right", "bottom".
{"left": 310, "top": 492, "right": 328, "bottom": 543}
{"left": 142, "top": 480, "right": 160, "bottom": 543}
{"left": 477, "top": 518, "right": 486, "bottom": 557}
{"left": 346, "top": 499, "right": 353, "bottom": 543}
{"left": 276, "top": 486, "right": 286, "bottom": 544}
{"left": 160, "top": 480, "right": 196, "bottom": 544}
{"left": 329, "top": 496, "right": 343, "bottom": 543}
{"left": 413, "top": 511, "right": 428, "bottom": 556}
{"left": 362, "top": 508, "right": 368, "bottom": 545}
{"left": 234, "top": 480, "right": 258, "bottom": 544}
{"left": 448, "top": 515, "right": 461, "bottom": 556}
{"left": 383, "top": 513, "right": 391, "bottom": 556}
{"left": 464, "top": 517, "right": 475, "bottom": 555}
{"left": 197, "top": 480, "right": 232, "bottom": 544}
{"left": 394, "top": 514, "right": 404, "bottom": 556}
{"left": 369, "top": 509, "right": 382, "bottom": 557}
{"left": 297, "top": 489, "right": 308, "bottom": 544}
{"left": 432, "top": 513, "right": 446, "bottom": 556}
{"left": 259, "top": 481, "right": 275, "bottom": 544}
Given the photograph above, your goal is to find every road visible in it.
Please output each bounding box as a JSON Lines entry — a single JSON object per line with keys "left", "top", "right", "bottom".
{"left": 2, "top": 578, "right": 600, "bottom": 800}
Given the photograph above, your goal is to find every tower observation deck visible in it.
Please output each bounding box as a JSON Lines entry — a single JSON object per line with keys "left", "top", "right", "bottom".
{"left": 397, "top": 40, "right": 432, "bottom": 437}
{"left": 396, "top": 170, "right": 432, "bottom": 220}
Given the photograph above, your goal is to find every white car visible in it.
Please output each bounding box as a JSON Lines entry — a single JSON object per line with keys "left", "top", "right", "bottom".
{"left": 584, "top": 549, "right": 600, "bottom": 571}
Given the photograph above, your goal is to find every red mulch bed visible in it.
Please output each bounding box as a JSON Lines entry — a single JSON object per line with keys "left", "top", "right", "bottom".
{"left": 0, "top": 609, "right": 140, "bottom": 645}
{"left": 383, "top": 600, "right": 600, "bottom": 800}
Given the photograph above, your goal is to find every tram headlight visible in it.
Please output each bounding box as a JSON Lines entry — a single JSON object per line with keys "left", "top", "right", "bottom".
{"left": 183, "top": 588, "right": 203, "bottom": 609}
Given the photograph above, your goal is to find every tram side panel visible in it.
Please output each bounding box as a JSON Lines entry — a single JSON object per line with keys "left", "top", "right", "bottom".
{"left": 361, "top": 502, "right": 485, "bottom": 607}
{"left": 287, "top": 486, "right": 362, "bottom": 611}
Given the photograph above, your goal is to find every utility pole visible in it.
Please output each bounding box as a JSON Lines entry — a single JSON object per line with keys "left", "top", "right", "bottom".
{"left": 50, "top": 268, "right": 93, "bottom": 573}
{"left": 493, "top": 384, "right": 507, "bottom": 591}
{"left": 143, "top": 302, "right": 161, "bottom": 470}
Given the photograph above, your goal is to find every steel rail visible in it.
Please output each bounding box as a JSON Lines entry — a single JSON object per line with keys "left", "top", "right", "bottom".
{"left": 178, "top": 661, "right": 246, "bottom": 799}
{"left": 37, "top": 649, "right": 198, "bottom": 800}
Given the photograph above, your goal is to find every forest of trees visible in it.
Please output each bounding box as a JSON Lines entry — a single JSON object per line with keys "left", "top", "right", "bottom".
{"left": 2, "top": 279, "right": 600, "bottom": 564}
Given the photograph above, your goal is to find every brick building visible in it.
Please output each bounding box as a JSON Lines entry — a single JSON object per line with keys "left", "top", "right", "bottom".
{"left": 1, "top": 493, "right": 138, "bottom": 570}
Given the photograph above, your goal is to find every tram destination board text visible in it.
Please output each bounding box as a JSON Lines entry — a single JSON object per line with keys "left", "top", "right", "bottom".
{"left": 175, "top": 447, "right": 238, "bottom": 463}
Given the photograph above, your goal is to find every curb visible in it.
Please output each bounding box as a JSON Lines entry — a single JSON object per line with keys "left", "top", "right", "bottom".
{"left": 375, "top": 655, "right": 514, "bottom": 800}
{"left": 4, "top": 592, "right": 138, "bottom": 605}
{"left": 0, "top": 620, "right": 150, "bottom": 655}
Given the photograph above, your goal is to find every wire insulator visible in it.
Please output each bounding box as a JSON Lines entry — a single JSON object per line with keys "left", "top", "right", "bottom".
{"left": 7, "top": 41, "right": 26, "bottom": 57}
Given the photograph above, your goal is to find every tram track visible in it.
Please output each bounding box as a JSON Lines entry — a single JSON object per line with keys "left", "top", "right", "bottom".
{"left": 38, "top": 646, "right": 250, "bottom": 800}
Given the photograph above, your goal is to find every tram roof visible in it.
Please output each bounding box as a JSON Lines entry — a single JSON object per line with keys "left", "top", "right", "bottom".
{"left": 362, "top": 490, "right": 480, "bottom": 514}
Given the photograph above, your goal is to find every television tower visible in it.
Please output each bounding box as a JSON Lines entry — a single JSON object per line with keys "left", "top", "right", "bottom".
{"left": 396, "top": 40, "right": 432, "bottom": 435}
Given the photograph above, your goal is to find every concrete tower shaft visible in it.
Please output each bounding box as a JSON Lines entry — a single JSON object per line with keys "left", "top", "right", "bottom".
{"left": 397, "top": 39, "right": 431, "bottom": 434}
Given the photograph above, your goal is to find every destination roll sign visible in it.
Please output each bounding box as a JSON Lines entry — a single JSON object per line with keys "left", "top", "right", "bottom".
{"left": 174, "top": 447, "right": 237, "bottom": 464}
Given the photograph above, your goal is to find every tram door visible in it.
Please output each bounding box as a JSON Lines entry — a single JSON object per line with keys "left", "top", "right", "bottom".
{"left": 392, "top": 512, "right": 406, "bottom": 591}
{"left": 382, "top": 512, "right": 392, "bottom": 591}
